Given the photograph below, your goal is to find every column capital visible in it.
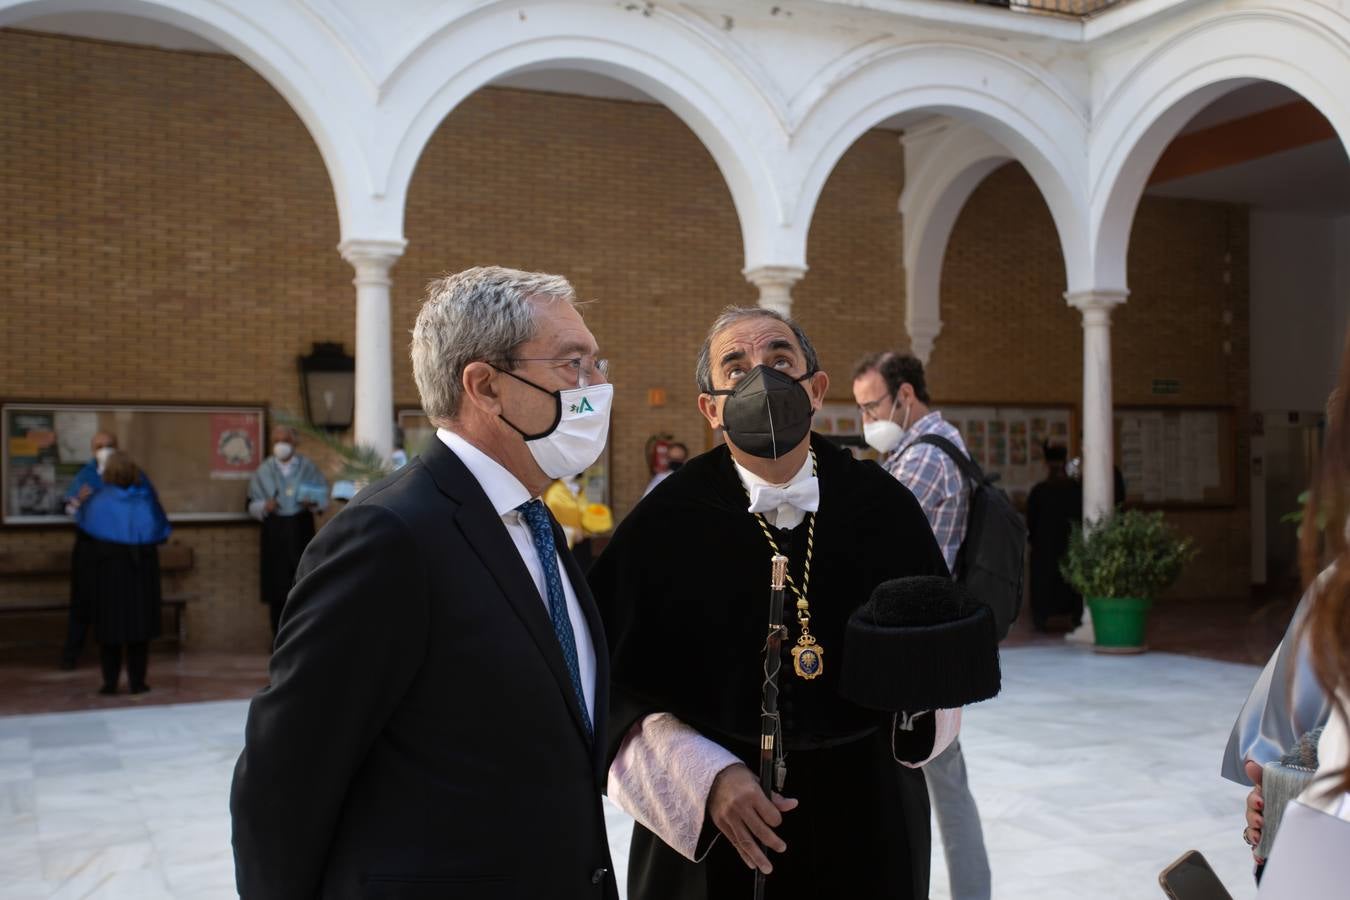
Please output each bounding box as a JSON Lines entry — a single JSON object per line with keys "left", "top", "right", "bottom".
{"left": 1065, "top": 289, "right": 1128, "bottom": 315}
{"left": 339, "top": 238, "right": 406, "bottom": 290}
{"left": 743, "top": 264, "right": 807, "bottom": 317}
{"left": 338, "top": 237, "right": 407, "bottom": 268}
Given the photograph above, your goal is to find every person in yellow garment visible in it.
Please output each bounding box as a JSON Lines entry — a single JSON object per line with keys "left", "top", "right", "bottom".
{"left": 544, "top": 473, "right": 613, "bottom": 571}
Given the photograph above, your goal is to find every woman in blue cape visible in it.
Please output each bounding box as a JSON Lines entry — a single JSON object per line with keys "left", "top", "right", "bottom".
{"left": 75, "top": 452, "right": 170, "bottom": 694}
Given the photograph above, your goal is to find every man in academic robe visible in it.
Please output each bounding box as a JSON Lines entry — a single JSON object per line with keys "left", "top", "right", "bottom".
{"left": 231, "top": 267, "right": 617, "bottom": 898}
{"left": 1025, "top": 443, "right": 1084, "bottom": 631}
{"left": 590, "top": 306, "right": 959, "bottom": 900}
{"left": 247, "top": 425, "right": 328, "bottom": 637}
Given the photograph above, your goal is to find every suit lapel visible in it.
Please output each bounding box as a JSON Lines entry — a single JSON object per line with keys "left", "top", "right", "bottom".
{"left": 425, "top": 441, "right": 595, "bottom": 747}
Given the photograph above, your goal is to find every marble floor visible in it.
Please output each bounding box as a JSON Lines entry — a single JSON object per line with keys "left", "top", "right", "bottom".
{"left": 0, "top": 652, "right": 270, "bottom": 717}
{"left": 0, "top": 645, "right": 1264, "bottom": 899}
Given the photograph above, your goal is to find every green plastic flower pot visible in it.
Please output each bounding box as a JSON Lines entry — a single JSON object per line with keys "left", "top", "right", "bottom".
{"left": 1087, "top": 596, "right": 1152, "bottom": 653}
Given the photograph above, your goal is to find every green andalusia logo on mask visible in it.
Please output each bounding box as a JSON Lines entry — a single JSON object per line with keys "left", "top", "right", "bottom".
{"left": 569, "top": 396, "right": 596, "bottom": 414}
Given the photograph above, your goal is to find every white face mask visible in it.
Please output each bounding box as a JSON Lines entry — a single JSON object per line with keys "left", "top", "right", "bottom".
{"left": 863, "top": 419, "right": 904, "bottom": 454}
{"left": 497, "top": 369, "right": 614, "bottom": 480}
{"left": 862, "top": 397, "right": 911, "bottom": 454}
{"left": 526, "top": 384, "right": 613, "bottom": 480}
{"left": 95, "top": 446, "right": 116, "bottom": 473}
{"left": 273, "top": 441, "right": 294, "bottom": 461}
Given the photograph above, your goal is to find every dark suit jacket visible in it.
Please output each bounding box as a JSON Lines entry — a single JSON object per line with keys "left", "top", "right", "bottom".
{"left": 230, "top": 439, "right": 616, "bottom": 900}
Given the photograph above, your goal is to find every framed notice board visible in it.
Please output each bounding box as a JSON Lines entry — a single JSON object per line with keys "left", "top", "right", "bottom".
{"left": 938, "top": 404, "right": 1076, "bottom": 502}
{"left": 809, "top": 400, "right": 1075, "bottom": 503}
{"left": 1114, "top": 405, "right": 1236, "bottom": 507}
{"left": 3, "top": 402, "right": 265, "bottom": 525}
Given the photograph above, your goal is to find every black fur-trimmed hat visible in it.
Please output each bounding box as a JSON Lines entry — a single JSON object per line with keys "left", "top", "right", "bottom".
{"left": 839, "top": 576, "right": 1002, "bottom": 712}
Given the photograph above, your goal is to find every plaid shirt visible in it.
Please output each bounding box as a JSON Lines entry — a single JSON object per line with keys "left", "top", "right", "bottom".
{"left": 882, "top": 411, "right": 970, "bottom": 571}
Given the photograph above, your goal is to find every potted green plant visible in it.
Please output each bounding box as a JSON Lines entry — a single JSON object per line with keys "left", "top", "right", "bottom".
{"left": 1060, "top": 509, "right": 1196, "bottom": 653}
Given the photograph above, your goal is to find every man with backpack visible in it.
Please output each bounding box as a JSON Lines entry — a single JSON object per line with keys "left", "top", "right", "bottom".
{"left": 852, "top": 351, "right": 994, "bottom": 900}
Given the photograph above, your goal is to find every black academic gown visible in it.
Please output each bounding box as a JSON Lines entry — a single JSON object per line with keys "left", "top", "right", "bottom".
{"left": 590, "top": 435, "right": 950, "bottom": 900}
{"left": 1025, "top": 474, "right": 1083, "bottom": 627}
{"left": 84, "top": 539, "right": 163, "bottom": 644}
{"left": 258, "top": 511, "right": 315, "bottom": 609}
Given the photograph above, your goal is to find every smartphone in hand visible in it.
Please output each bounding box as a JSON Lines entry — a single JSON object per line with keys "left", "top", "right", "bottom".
{"left": 1158, "top": 850, "right": 1234, "bottom": 900}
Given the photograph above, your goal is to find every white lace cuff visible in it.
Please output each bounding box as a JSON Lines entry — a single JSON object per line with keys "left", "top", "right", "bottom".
{"left": 606, "top": 713, "right": 740, "bottom": 861}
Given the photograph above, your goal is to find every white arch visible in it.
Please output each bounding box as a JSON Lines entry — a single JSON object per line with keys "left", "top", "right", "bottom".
{"left": 1090, "top": 4, "right": 1350, "bottom": 291}
{"left": 787, "top": 41, "right": 1092, "bottom": 294}
{"left": 898, "top": 119, "right": 1013, "bottom": 362}
{"left": 0, "top": 0, "right": 372, "bottom": 239}
{"left": 377, "top": 3, "right": 785, "bottom": 269}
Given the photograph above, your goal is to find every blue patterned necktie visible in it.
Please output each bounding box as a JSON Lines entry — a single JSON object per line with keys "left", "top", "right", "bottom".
{"left": 516, "top": 499, "right": 592, "bottom": 738}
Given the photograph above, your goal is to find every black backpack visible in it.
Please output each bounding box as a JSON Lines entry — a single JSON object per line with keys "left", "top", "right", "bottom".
{"left": 904, "top": 434, "right": 1026, "bottom": 641}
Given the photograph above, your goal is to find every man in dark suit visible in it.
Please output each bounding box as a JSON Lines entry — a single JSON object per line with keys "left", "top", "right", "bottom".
{"left": 231, "top": 266, "right": 618, "bottom": 899}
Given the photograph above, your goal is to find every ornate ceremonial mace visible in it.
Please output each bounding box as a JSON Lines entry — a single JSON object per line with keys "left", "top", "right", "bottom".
{"left": 754, "top": 554, "right": 790, "bottom": 900}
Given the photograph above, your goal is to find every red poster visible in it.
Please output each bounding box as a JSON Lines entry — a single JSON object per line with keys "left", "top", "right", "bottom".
{"left": 211, "top": 413, "right": 261, "bottom": 479}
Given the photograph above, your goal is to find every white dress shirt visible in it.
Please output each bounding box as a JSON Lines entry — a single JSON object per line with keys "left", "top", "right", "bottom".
{"left": 438, "top": 428, "right": 597, "bottom": 725}
{"left": 732, "top": 453, "right": 816, "bottom": 530}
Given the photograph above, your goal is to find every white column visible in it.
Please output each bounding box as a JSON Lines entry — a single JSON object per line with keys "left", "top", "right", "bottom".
{"left": 1064, "top": 289, "right": 1126, "bottom": 644}
{"left": 1068, "top": 290, "right": 1127, "bottom": 522}
{"left": 744, "top": 264, "right": 806, "bottom": 317}
{"left": 338, "top": 238, "right": 406, "bottom": 460}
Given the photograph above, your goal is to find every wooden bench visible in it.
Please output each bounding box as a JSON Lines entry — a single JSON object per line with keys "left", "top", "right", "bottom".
{"left": 0, "top": 543, "right": 197, "bottom": 646}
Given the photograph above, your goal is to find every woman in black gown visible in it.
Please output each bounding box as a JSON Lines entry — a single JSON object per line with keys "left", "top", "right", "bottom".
{"left": 74, "top": 452, "right": 170, "bottom": 694}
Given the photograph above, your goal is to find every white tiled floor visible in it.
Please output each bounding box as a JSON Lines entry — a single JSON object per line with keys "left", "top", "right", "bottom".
{"left": 0, "top": 646, "right": 1264, "bottom": 899}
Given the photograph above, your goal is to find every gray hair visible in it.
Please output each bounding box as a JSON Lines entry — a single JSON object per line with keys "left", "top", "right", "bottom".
{"left": 695, "top": 306, "right": 821, "bottom": 393}
{"left": 411, "top": 266, "right": 576, "bottom": 424}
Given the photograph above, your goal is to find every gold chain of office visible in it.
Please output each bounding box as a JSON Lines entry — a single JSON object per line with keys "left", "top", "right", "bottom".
{"left": 746, "top": 449, "right": 824, "bottom": 680}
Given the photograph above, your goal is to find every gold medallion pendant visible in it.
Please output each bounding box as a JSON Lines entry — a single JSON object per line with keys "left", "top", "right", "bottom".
{"left": 791, "top": 634, "right": 824, "bottom": 680}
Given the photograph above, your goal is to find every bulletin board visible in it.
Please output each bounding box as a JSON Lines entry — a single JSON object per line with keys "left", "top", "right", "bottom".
{"left": 812, "top": 402, "right": 865, "bottom": 444}
{"left": 1114, "top": 406, "right": 1236, "bottom": 507}
{"left": 811, "top": 401, "right": 879, "bottom": 460}
{"left": 939, "top": 404, "right": 1076, "bottom": 502}
{"left": 395, "top": 407, "right": 612, "bottom": 507}
{"left": 3, "top": 402, "right": 265, "bottom": 525}
{"left": 812, "top": 401, "right": 1076, "bottom": 503}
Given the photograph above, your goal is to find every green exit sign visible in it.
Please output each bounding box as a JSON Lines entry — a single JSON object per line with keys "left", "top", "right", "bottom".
{"left": 1152, "top": 378, "right": 1181, "bottom": 395}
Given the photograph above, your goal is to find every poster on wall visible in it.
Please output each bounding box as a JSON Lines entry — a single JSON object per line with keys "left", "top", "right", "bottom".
{"left": 7, "top": 410, "right": 63, "bottom": 517}
{"left": 54, "top": 410, "right": 99, "bottom": 464}
{"left": 1009, "top": 421, "right": 1029, "bottom": 466}
{"left": 988, "top": 420, "right": 1008, "bottom": 468}
{"left": 812, "top": 402, "right": 878, "bottom": 461}
{"left": 965, "top": 420, "right": 987, "bottom": 468}
{"left": 210, "top": 412, "right": 262, "bottom": 479}
{"left": 937, "top": 404, "right": 1076, "bottom": 503}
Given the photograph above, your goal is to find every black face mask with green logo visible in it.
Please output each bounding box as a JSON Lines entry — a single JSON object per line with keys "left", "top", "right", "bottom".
{"left": 707, "top": 365, "right": 816, "bottom": 459}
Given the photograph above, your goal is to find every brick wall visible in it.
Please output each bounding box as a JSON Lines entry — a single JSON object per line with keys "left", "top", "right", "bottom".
{"left": 0, "top": 30, "right": 348, "bottom": 652}
{"left": 934, "top": 163, "right": 1252, "bottom": 598}
{"left": 0, "top": 30, "right": 1252, "bottom": 651}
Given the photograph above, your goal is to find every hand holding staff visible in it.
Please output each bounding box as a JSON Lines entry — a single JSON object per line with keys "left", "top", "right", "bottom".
{"left": 706, "top": 556, "right": 798, "bottom": 879}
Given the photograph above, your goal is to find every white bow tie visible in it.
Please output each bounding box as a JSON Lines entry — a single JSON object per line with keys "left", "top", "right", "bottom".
{"left": 746, "top": 477, "right": 820, "bottom": 517}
